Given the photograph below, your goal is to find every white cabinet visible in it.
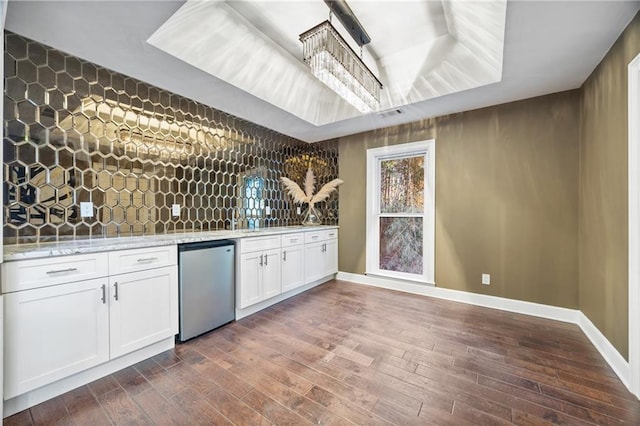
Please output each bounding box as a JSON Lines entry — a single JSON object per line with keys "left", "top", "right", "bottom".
{"left": 237, "top": 236, "right": 281, "bottom": 309}
{"left": 3, "top": 246, "right": 178, "bottom": 398}
{"left": 237, "top": 229, "right": 338, "bottom": 311}
{"left": 108, "top": 246, "right": 178, "bottom": 359}
{"left": 281, "top": 245, "right": 305, "bottom": 293}
{"left": 325, "top": 239, "right": 338, "bottom": 274}
{"left": 262, "top": 249, "right": 282, "bottom": 300}
{"left": 4, "top": 278, "right": 110, "bottom": 398}
{"left": 304, "top": 230, "right": 338, "bottom": 284}
{"left": 109, "top": 267, "right": 177, "bottom": 359}
{"left": 239, "top": 251, "right": 264, "bottom": 308}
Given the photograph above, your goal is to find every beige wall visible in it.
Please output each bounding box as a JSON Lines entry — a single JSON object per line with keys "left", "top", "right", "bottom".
{"left": 338, "top": 90, "right": 581, "bottom": 309}
{"left": 579, "top": 12, "right": 640, "bottom": 360}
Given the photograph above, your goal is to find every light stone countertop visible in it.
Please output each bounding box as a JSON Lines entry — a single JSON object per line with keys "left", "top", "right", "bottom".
{"left": 3, "top": 225, "right": 339, "bottom": 262}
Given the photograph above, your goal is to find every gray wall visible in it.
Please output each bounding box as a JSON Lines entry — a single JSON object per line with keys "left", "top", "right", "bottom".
{"left": 579, "top": 11, "right": 640, "bottom": 360}
{"left": 338, "top": 91, "right": 581, "bottom": 310}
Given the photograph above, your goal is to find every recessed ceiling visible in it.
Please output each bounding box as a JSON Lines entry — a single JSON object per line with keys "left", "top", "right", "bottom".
{"left": 4, "top": 1, "right": 639, "bottom": 142}
{"left": 146, "top": 0, "right": 506, "bottom": 126}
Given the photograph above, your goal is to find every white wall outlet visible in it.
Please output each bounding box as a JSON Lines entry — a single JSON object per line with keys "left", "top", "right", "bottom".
{"left": 296, "top": 206, "right": 301, "bottom": 215}
{"left": 265, "top": 205, "right": 271, "bottom": 215}
{"left": 80, "top": 202, "right": 93, "bottom": 218}
{"left": 482, "top": 274, "right": 491, "bottom": 285}
{"left": 172, "top": 204, "right": 181, "bottom": 217}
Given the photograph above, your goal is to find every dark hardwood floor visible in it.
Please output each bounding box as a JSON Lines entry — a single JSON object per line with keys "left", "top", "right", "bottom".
{"left": 5, "top": 280, "right": 640, "bottom": 425}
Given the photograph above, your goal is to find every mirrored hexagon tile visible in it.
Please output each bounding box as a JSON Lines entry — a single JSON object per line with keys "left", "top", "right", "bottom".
{"left": 3, "top": 31, "right": 339, "bottom": 243}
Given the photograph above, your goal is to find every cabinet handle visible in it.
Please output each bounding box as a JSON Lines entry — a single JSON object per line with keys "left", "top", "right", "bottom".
{"left": 283, "top": 250, "right": 287, "bottom": 261}
{"left": 264, "top": 254, "right": 268, "bottom": 266}
{"left": 260, "top": 254, "right": 263, "bottom": 267}
{"left": 114, "top": 282, "right": 119, "bottom": 301}
{"left": 46, "top": 267, "right": 78, "bottom": 275}
{"left": 101, "top": 284, "right": 106, "bottom": 304}
{"left": 136, "top": 257, "right": 158, "bottom": 263}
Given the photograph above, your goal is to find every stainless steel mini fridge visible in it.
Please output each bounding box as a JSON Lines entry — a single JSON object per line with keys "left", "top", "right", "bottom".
{"left": 177, "top": 240, "right": 235, "bottom": 342}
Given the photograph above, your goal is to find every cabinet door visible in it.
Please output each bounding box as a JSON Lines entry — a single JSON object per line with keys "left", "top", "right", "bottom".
{"left": 4, "top": 279, "right": 109, "bottom": 398}
{"left": 304, "top": 242, "right": 326, "bottom": 284}
{"left": 262, "top": 248, "right": 282, "bottom": 300}
{"left": 239, "top": 252, "right": 263, "bottom": 309}
{"left": 324, "top": 240, "right": 338, "bottom": 277}
{"left": 109, "top": 266, "right": 178, "bottom": 359}
{"left": 281, "top": 245, "right": 304, "bottom": 293}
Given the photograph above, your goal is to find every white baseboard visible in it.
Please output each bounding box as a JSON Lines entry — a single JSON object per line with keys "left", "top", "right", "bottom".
{"left": 336, "top": 272, "right": 579, "bottom": 323}
{"left": 337, "top": 271, "right": 631, "bottom": 391}
{"left": 3, "top": 337, "right": 175, "bottom": 418}
{"left": 577, "top": 311, "right": 630, "bottom": 388}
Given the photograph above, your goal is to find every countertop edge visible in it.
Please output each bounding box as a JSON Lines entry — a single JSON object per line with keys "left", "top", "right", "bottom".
{"left": 3, "top": 226, "right": 339, "bottom": 262}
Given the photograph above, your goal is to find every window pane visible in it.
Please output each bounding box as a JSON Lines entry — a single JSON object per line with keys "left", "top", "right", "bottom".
{"left": 380, "top": 156, "right": 424, "bottom": 213}
{"left": 379, "top": 217, "right": 423, "bottom": 274}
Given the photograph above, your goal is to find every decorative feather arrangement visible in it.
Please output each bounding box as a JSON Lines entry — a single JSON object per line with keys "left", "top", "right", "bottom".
{"left": 304, "top": 168, "right": 315, "bottom": 201}
{"left": 311, "top": 178, "right": 344, "bottom": 205}
{"left": 280, "top": 177, "right": 308, "bottom": 204}
{"left": 280, "top": 168, "right": 343, "bottom": 208}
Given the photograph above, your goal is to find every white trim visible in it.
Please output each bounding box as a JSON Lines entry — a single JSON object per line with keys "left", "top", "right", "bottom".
{"left": 628, "top": 52, "right": 640, "bottom": 398}
{"left": 336, "top": 272, "right": 635, "bottom": 390}
{"left": 3, "top": 337, "right": 175, "bottom": 418}
{"left": 365, "top": 140, "right": 436, "bottom": 284}
{"left": 337, "top": 272, "right": 578, "bottom": 323}
{"left": 578, "top": 312, "right": 631, "bottom": 389}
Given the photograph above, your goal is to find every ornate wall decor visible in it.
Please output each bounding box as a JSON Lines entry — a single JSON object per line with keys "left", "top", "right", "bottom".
{"left": 3, "top": 32, "right": 338, "bottom": 244}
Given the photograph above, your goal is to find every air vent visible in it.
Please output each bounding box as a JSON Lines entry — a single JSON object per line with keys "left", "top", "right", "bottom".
{"left": 377, "top": 109, "right": 403, "bottom": 119}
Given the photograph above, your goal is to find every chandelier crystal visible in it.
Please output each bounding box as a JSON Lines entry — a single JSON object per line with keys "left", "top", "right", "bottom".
{"left": 299, "top": 21, "right": 382, "bottom": 114}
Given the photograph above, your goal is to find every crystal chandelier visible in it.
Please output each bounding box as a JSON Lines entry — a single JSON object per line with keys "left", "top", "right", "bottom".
{"left": 299, "top": 20, "right": 382, "bottom": 114}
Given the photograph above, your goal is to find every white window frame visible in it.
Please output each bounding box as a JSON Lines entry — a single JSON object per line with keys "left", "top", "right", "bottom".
{"left": 366, "top": 139, "right": 435, "bottom": 285}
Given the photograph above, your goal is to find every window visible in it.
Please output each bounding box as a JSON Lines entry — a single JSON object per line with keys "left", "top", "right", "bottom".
{"left": 366, "top": 140, "right": 435, "bottom": 284}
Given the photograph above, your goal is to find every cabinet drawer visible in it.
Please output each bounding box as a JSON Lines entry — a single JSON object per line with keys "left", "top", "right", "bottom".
{"left": 108, "top": 245, "right": 177, "bottom": 275}
{"left": 281, "top": 233, "right": 304, "bottom": 248}
{"left": 304, "top": 229, "right": 338, "bottom": 244}
{"left": 240, "top": 235, "right": 281, "bottom": 253}
{"left": 2, "top": 253, "right": 109, "bottom": 293}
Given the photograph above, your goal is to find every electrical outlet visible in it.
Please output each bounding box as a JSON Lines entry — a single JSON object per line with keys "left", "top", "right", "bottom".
{"left": 482, "top": 274, "right": 491, "bottom": 285}
{"left": 172, "top": 204, "right": 181, "bottom": 217}
{"left": 296, "top": 206, "right": 301, "bottom": 215}
{"left": 80, "top": 202, "right": 93, "bottom": 218}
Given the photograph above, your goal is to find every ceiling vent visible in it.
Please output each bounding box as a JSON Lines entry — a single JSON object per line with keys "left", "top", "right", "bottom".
{"left": 377, "top": 109, "right": 404, "bottom": 119}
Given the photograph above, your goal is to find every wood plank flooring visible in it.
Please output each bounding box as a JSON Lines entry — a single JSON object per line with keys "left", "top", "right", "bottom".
{"left": 5, "top": 280, "right": 640, "bottom": 425}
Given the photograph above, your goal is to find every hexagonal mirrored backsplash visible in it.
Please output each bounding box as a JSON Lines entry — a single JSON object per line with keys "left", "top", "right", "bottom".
{"left": 3, "top": 32, "right": 339, "bottom": 244}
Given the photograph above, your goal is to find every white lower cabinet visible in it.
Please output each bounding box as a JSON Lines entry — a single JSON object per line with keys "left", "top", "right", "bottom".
{"left": 238, "top": 248, "right": 281, "bottom": 309}
{"left": 4, "top": 278, "right": 110, "bottom": 398}
{"left": 3, "top": 246, "right": 178, "bottom": 400}
{"left": 109, "top": 266, "right": 178, "bottom": 359}
{"left": 325, "top": 239, "right": 338, "bottom": 275}
{"left": 237, "top": 229, "right": 338, "bottom": 311}
{"left": 304, "top": 233, "right": 338, "bottom": 284}
{"left": 262, "top": 249, "right": 282, "bottom": 300}
{"left": 281, "top": 245, "right": 305, "bottom": 293}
